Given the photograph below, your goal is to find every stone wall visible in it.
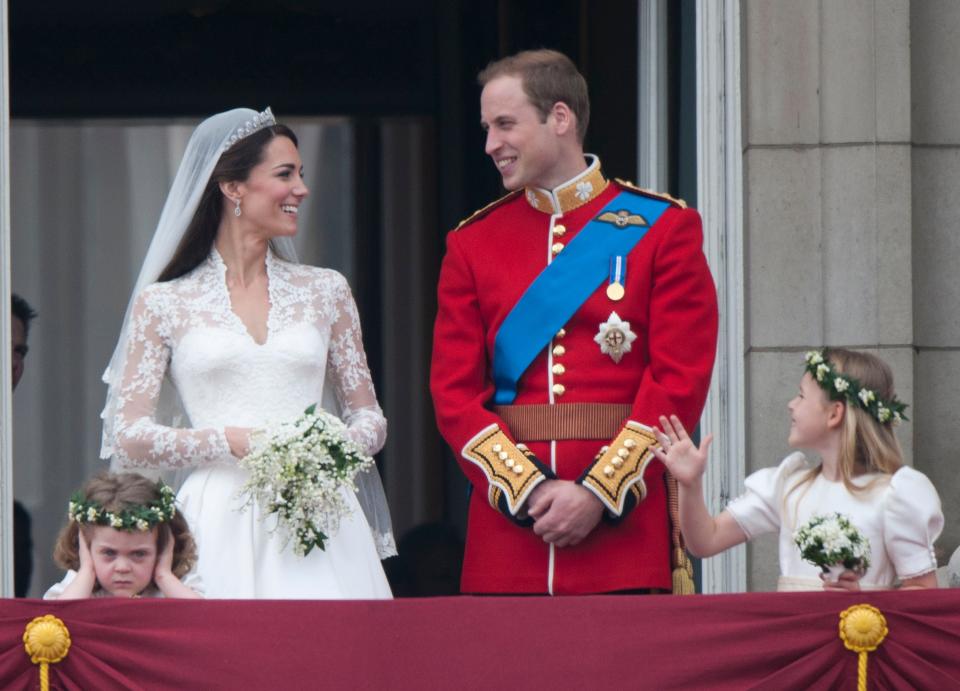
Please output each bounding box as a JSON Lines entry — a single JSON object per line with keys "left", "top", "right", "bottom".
{"left": 739, "top": 0, "right": 958, "bottom": 590}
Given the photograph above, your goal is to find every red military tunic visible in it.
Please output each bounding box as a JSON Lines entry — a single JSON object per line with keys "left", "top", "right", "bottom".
{"left": 430, "top": 157, "right": 718, "bottom": 594}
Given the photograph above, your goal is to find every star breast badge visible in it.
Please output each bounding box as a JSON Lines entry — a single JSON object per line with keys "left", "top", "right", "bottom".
{"left": 594, "top": 311, "right": 637, "bottom": 363}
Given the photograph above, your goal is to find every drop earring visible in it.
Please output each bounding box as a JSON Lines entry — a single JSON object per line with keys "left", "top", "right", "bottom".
{"left": 234, "top": 198, "right": 242, "bottom": 217}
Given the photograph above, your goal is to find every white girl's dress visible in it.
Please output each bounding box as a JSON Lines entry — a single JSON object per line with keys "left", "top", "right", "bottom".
{"left": 108, "top": 250, "right": 392, "bottom": 599}
{"left": 43, "top": 569, "right": 205, "bottom": 599}
{"left": 726, "top": 452, "right": 944, "bottom": 591}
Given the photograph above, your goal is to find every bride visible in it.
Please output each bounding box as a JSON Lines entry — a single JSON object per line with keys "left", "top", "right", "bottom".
{"left": 100, "top": 107, "right": 394, "bottom": 598}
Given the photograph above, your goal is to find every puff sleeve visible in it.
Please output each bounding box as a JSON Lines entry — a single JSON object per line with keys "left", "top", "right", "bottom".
{"left": 726, "top": 452, "right": 809, "bottom": 540}
{"left": 883, "top": 466, "right": 944, "bottom": 580}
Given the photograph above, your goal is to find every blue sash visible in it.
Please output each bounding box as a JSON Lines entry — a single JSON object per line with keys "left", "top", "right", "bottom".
{"left": 492, "top": 191, "right": 670, "bottom": 404}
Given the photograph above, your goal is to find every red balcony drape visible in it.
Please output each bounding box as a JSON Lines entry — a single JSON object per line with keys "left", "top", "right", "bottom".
{"left": 2, "top": 589, "right": 960, "bottom": 690}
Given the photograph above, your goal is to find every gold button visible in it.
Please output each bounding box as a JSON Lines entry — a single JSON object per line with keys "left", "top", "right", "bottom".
{"left": 603, "top": 465, "right": 615, "bottom": 477}
{"left": 611, "top": 458, "right": 624, "bottom": 469}
{"left": 552, "top": 363, "right": 565, "bottom": 375}
{"left": 617, "top": 448, "right": 629, "bottom": 459}
{"left": 623, "top": 439, "right": 637, "bottom": 449}
{"left": 552, "top": 224, "right": 566, "bottom": 236}
{"left": 552, "top": 383, "right": 565, "bottom": 396}
{"left": 551, "top": 242, "right": 564, "bottom": 255}
{"left": 492, "top": 443, "right": 503, "bottom": 452}
{"left": 504, "top": 457, "right": 515, "bottom": 468}
{"left": 552, "top": 344, "right": 566, "bottom": 357}
{"left": 556, "top": 328, "right": 566, "bottom": 339}
{"left": 513, "top": 464, "right": 524, "bottom": 475}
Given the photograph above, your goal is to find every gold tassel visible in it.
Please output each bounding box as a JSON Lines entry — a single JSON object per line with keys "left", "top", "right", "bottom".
{"left": 666, "top": 472, "right": 696, "bottom": 594}
{"left": 839, "top": 604, "right": 888, "bottom": 691}
{"left": 672, "top": 548, "right": 696, "bottom": 595}
{"left": 23, "top": 615, "right": 71, "bottom": 691}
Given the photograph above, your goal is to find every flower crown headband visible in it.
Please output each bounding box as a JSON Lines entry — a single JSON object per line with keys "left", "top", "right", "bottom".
{"left": 804, "top": 350, "right": 907, "bottom": 425}
{"left": 222, "top": 106, "right": 276, "bottom": 152}
{"left": 68, "top": 481, "right": 177, "bottom": 532}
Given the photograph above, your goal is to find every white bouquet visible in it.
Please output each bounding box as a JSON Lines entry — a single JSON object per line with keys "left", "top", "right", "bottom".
{"left": 238, "top": 404, "right": 374, "bottom": 557}
{"left": 793, "top": 512, "right": 871, "bottom": 580}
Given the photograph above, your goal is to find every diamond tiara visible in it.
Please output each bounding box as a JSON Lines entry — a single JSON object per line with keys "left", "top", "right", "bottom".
{"left": 222, "top": 107, "right": 276, "bottom": 151}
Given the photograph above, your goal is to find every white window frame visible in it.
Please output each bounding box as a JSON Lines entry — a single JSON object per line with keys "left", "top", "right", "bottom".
{"left": 638, "top": 0, "right": 746, "bottom": 593}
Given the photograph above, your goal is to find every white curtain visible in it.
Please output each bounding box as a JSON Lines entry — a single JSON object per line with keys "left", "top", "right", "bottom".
{"left": 10, "top": 117, "right": 356, "bottom": 596}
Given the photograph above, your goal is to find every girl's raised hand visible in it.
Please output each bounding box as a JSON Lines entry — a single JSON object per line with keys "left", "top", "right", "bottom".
{"left": 652, "top": 414, "right": 713, "bottom": 487}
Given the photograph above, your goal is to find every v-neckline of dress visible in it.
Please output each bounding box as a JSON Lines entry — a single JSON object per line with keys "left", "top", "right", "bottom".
{"left": 210, "top": 247, "right": 275, "bottom": 347}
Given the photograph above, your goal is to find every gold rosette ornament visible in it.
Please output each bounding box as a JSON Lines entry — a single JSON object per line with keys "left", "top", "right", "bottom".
{"left": 839, "top": 604, "right": 888, "bottom": 691}
{"left": 23, "top": 615, "right": 72, "bottom": 691}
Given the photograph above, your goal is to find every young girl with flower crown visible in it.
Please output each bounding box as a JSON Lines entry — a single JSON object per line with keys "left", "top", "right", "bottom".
{"left": 45, "top": 472, "right": 203, "bottom": 599}
{"left": 654, "top": 348, "right": 943, "bottom": 591}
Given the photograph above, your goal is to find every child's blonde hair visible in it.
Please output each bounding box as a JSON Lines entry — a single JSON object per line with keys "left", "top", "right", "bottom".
{"left": 828, "top": 348, "right": 904, "bottom": 483}
{"left": 786, "top": 348, "right": 904, "bottom": 513}
{"left": 54, "top": 472, "right": 197, "bottom": 580}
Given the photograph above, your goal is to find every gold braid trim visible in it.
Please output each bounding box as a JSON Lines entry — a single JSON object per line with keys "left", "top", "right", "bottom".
{"left": 614, "top": 178, "right": 687, "bottom": 209}
{"left": 454, "top": 190, "right": 523, "bottom": 230}
{"left": 580, "top": 421, "right": 656, "bottom": 516}
{"left": 462, "top": 424, "right": 548, "bottom": 515}
{"left": 666, "top": 472, "right": 695, "bottom": 594}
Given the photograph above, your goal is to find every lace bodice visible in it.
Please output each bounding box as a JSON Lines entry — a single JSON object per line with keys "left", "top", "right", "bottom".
{"left": 108, "top": 249, "right": 387, "bottom": 470}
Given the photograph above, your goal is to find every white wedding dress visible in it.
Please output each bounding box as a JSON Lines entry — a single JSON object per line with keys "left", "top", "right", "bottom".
{"left": 107, "top": 248, "right": 393, "bottom": 598}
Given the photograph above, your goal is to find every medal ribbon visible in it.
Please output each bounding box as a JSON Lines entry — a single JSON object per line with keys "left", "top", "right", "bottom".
{"left": 492, "top": 191, "right": 670, "bottom": 404}
{"left": 609, "top": 255, "right": 627, "bottom": 298}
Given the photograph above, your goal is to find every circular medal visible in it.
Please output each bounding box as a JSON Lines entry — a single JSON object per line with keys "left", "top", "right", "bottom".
{"left": 606, "top": 282, "right": 625, "bottom": 301}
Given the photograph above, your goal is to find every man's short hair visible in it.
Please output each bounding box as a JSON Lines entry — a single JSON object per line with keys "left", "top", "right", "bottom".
{"left": 478, "top": 49, "right": 590, "bottom": 143}
{"left": 12, "top": 294, "right": 37, "bottom": 338}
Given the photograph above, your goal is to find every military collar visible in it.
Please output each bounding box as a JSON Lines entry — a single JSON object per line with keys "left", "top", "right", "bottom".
{"left": 523, "top": 155, "right": 608, "bottom": 215}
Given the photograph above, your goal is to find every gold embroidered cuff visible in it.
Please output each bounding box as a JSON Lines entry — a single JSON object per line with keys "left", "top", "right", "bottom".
{"left": 462, "top": 424, "right": 551, "bottom": 516}
{"left": 579, "top": 421, "right": 657, "bottom": 516}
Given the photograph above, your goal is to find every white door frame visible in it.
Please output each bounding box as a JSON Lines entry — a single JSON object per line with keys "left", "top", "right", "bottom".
{"left": 1, "top": 0, "right": 16, "bottom": 597}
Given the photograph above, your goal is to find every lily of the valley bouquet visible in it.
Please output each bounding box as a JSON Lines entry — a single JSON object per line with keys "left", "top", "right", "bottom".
{"left": 238, "top": 404, "right": 374, "bottom": 557}
{"left": 794, "top": 512, "right": 871, "bottom": 581}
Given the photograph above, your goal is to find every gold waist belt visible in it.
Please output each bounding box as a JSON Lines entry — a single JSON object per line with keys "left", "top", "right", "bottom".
{"left": 492, "top": 403, "right": 632, "bottom": 441}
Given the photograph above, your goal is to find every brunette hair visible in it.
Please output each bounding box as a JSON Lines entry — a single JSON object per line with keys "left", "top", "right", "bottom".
{"left": 785, "top": 349, "right": 904, "bottom": 516}
{"left": 157, "top": 123, "right": 299, "bottom": 282}
{"left": 54, "top": 472, "right": 198, "bottom": 581}
{"left": 478, "top": 49, "right": 590, "bottom": 143}
{"left": 11, "top": 293, "right": 37, "bottom": 337}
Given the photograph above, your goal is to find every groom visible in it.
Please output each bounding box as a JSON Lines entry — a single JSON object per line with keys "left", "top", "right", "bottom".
{"left": 430, "top": 49, "right": 718, "bottom": 594}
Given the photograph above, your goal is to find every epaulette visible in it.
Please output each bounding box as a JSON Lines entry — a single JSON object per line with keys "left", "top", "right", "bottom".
{"left": 614, "top": 178, "right": 687, "bottom": 209}
{"left": 454, "top": 190, "right": 524, "bottom": 230}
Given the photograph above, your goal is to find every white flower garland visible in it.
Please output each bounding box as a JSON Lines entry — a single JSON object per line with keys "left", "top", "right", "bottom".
{"left": 804, "top": 350, "right": 907, "bottom": 425}
{"left": 237, "top": 404, "right": 374, "bottom": 557}
{"left": 68, "top": 481, "right": 176, "bottom": 532}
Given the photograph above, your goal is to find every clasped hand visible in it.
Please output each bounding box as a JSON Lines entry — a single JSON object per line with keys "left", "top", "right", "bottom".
{"left": 526, "top": 480, "right": 604, "bottom": 547}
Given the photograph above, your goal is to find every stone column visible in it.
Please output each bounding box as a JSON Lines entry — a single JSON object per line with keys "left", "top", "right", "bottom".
{"left": 742, "top": 0, "right": 913, "bottom": 590}
{"left": 911, "top": 0, "right": 960, "bottom": 565}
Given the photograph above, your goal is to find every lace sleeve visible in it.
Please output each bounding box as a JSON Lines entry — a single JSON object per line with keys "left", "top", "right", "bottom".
{"left": 326, "top": 273, "right": 387, "bottom": 456}
{"left": 109, "top": 287, "right": 232, "bottom": 470}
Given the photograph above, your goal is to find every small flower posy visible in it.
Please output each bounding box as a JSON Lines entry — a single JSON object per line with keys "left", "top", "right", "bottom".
{"left": 68, "top": 481, "right": 177, "bottom": 532}
{"left": 794, "top": 512, "right": 871, "bottom": 576}
{"left": 804, "top": 350, "right": 907, "bottom": 425}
